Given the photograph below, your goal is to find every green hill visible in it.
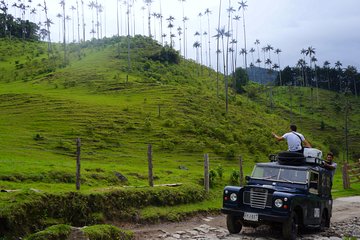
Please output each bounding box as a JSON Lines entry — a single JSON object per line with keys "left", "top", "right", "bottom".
{"left": 0, "top": 36, "right": 359, "bottom": 239}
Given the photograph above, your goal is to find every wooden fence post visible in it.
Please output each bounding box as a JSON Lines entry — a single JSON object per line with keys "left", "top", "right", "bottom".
{"left": 204, "top": 154, "right": 209, "bottom": 193}
{"left": 148, "top": 144, "right": 154, "bottom": 187}
{"left": 239, "top": 156, "right": 244, "bottom": 187}
{"left": 342, "top": 162, "right": 350, "bottom": 189}
{"left": 76, "top": 138, "right": 81, "bottom": 191}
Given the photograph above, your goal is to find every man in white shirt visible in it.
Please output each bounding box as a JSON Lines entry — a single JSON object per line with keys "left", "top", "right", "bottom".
{"left": 272, "top": 125, "right": 311, "bottom": 153}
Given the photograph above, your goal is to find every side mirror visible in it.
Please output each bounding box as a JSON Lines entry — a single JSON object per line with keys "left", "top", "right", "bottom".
{"left": 245, "top": 176, "right": 251, "bottom": 181}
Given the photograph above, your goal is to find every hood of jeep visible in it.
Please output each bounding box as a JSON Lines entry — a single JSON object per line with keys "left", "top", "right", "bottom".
{"left": 245, "top": 184, "right": 304, "bottom": 194}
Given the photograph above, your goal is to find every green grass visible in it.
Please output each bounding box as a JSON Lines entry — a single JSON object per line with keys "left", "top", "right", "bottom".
{"left": 0, "top": 36, "right": 359, "bottom": 238}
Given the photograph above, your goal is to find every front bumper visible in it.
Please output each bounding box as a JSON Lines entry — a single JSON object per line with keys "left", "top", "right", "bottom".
{"left": 221, "top": 207, "right": 289, "bottom": 224}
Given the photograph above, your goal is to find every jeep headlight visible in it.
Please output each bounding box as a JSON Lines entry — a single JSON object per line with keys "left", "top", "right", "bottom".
{"left": 274, "top": 199, "right": 283, "bottom": 208}
{"left": 230, "top": 193, "right": 238, "bottom": 202}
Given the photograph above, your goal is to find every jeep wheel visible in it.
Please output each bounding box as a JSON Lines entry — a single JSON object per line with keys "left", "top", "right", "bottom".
{"left": 320, "top": 211, "right": 330, "bottom": 231}
{"left": 226, "top": 215, "right": 242, "bottom": 234}
{"left": 282, "top": 212, "right": 298, "bottom": 240}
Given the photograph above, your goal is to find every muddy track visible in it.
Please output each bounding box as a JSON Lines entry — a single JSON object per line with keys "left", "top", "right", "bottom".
{"left": 129, "top": 196, "right": 360, "bottom": 240}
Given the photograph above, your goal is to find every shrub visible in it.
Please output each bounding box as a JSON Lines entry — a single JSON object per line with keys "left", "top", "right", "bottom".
{"left": 229, "top": 169, "right": 240, "bottom": 185}
{"left": 209, "top": 170, "right": 217, "bottom": 188}
{"left": 25, "top": 224, "right": 72, "bottom": 240}
{"left": 216, "top": 165, "right": 224, "bottom": 180}
{"left": 83, "top": 224, "right": 134, "bottom": 240}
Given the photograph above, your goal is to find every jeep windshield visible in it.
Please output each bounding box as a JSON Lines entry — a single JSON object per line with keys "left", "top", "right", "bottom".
{"left": 251, "top": 165, "right": 308, "bottom": 184}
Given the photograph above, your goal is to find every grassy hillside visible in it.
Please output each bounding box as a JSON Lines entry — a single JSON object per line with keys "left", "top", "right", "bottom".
{"left": 0, "top": 36, "right": 359, "bottom": 238}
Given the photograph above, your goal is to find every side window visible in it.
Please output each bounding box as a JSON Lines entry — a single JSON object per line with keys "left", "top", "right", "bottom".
{"left": 309, "top": 171, "right": 319, "bottom": 194}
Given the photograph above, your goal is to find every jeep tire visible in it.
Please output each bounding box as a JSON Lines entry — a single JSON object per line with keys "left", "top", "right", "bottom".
{"left": 320, "top": 211, "right": 330, "bottom": 231}
{"left": 282, "top": 212, "right": 298, "bottom": 240}
{"left": 226, "top": 215, "right": 242, "bottom": 234}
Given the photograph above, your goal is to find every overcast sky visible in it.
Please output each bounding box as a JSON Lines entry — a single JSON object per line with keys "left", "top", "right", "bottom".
{"left": 9, "top": 0, "right": 360, "bottom": 70}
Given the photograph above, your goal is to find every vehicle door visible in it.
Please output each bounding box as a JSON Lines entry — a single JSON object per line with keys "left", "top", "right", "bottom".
{"left": 306, "top": 170, "right": 322, "bottom": 225}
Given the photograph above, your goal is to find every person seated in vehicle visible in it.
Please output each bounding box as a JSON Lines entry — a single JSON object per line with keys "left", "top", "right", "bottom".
{"left": 322, "top": 152, "right": 337, "bottom": 180}
{"left": 272, "top": 124, "right": 311, "bottom": 154}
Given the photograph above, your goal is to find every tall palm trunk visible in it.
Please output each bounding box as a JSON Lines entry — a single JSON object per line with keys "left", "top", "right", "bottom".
{"left": 126, "top": 0, "right": 131, "bottom": 82}
{"left": 206, "top": 11, "right": 211, "bottom": 69}
{"left": 147, "top": 2, "right": 151, "bottom": 37}
{"left": 62, "top": 0, "right": 66, "bottom": 65}
{"left": 96, "top": 0, "right": 99, "bottom": 39}
{"left": 216, "top": 0, "right": 222, "bottom": 97}
{"left": 159, "top": 0, "right": 163, "bottom": 45}
{"left": 76, "top": 2, "right": 81, "bottom": 43}
{"left": 43, "top": 0, "right": 52, "bottom": 58}
{"left": 81, "top": 0, "right": 85, "bottom": 41}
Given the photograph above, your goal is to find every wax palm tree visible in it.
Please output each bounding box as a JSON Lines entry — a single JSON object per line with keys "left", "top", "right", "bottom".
{"left": 255, "top": 58, "right": 261, "bottom": 66}
{"left": 265, "top": 58, "right": 272, "bottom": 70}
{"left": 198, "top": 12, "right": 204, "bottom": 68}
{"left": 265, "top": 44, "right": 273, "bottom": 60}
{"left": 95, "top": 0, "right": 100, "bottom": 39}
{"left": 158, "top": 0, "right": 163, "bottom": 44}
{"left": 182, "top": 16, "right": 189, "bottom": 56}
{"left": 98, "top": 3, "right": 104, "bottom": 38}
{"left": 215, "top": 26, "right": 231, "bottom": 112}
{"left": 152, "top": 12, "right": 157, "bottom": 40}
{"left": 305, "top": 46, "right": 316, "bottom": 69}
{"left": 30, "top": 7, "right": 37, "bottom": 22}
{"left": 204, "top": 8, "right": 212, "bottom": 68}
{"left": 215, "top": 0, "right": 223, "bottom": 97}
{"left": 56, "top": 13, "right": 62, "bottom": 42}
{"left": 344, "top": 66, "right": 358, "bottom": 97}
{"left": 193, "top": 41, "right": 201, "bottom": 64}
{"left": 249, "top": 47, "right": 255, "bottom": 65}
{"left": 88, "top": 1, "right": 96, "bottom": 39}
{"left": 140, "top": 6, "right": 146, "bottom": 35}
{"left": 230, "top": 39, "right": 237, "bottom": 74}
{"left": 70, "top": 5, "right": 76, "bottom": 42}
{"left": 238, "top": 0, "right": 248, "bottom": 68}
{"left": 179, "top": 0, "right": 186, "bottom": 56}
{"left": 323, "top": 61, "right": 331, "bottom": 90}
{"left": 335, "top": 61, "right": 343, "bottom": 92}
{"left": 177, "top": 26, "right": 182, "bottom": 52}
{"left": 274, "top": 48, "right": 282, "bottom": 85}
{"left": 81, "top": 0, "right": 85, "bottom": 41}
{"left": 66, "top": 15, "right": 71, "bottom": 43}
{"left": 226, "top": 3, "right": 235, "bottom": 76}
{"left": 156, "top": 13, "right": 162, "bottom": 41}
{"left": 233, "top": 15, "right": 241, "bottom": 70}
{"left": 297, "top": 59, "right": 306, "bottom": 86}
{"left": 144, "top": 0, "right": 153, "bottom": 37}
{"left": 239, "top": 48, "right": 247, "bottom": 68}
{"left": 60, "top": 0, "right": 67, "bottom": 64}
{"left": 166, "top": 15, "right": 175, "bottom": 48}
{"left": 261, "top": 46, "right": 266, "bottom": 68}
{"left": 76, "top": 0, "right": 80, "bottom": 42}
{"left": 40, "top": 1, "right": 52, "bottom": 57}
{"left": 254, "top": 39, "right": 260, "bottom": 59}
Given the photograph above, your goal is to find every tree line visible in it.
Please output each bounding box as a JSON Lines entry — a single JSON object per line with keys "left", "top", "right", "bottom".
{"left": 0, "top": 12, "right": 39, "bottom": 40}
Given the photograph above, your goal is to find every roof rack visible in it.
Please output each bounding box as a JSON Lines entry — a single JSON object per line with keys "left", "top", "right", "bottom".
{"left": 269, "top": 148, "right": 325, "bottom": 167}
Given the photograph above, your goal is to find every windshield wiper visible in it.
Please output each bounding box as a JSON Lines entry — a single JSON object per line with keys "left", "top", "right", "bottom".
{"left": 263, "top": 174, "right": 278, "bottom": 180}
{"left": 279, "top": 177, "right": 294, "bottom": 183}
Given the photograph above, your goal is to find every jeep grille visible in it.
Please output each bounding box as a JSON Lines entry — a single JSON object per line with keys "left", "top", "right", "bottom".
{"left": 243, "top": 188, "right": 272, "bottom": 209}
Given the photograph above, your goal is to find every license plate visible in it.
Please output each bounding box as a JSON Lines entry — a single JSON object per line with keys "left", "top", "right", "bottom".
{"left": 243, "top": 212, "right": 259, "bottom": 221}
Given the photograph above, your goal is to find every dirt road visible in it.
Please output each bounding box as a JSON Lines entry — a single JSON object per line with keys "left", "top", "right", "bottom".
{"left": 131, "top": 196, "right": 360, "bottom": 240}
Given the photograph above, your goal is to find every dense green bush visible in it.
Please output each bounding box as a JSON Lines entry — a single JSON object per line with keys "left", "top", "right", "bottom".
{"left": 83, "top": 225, "right": 134, "bottom": 240}
{"left": 0, "top": 184, "right": 206, "bottom": 238}
{"left": 25, "top": 225, "right": 72, "bottom": 240}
